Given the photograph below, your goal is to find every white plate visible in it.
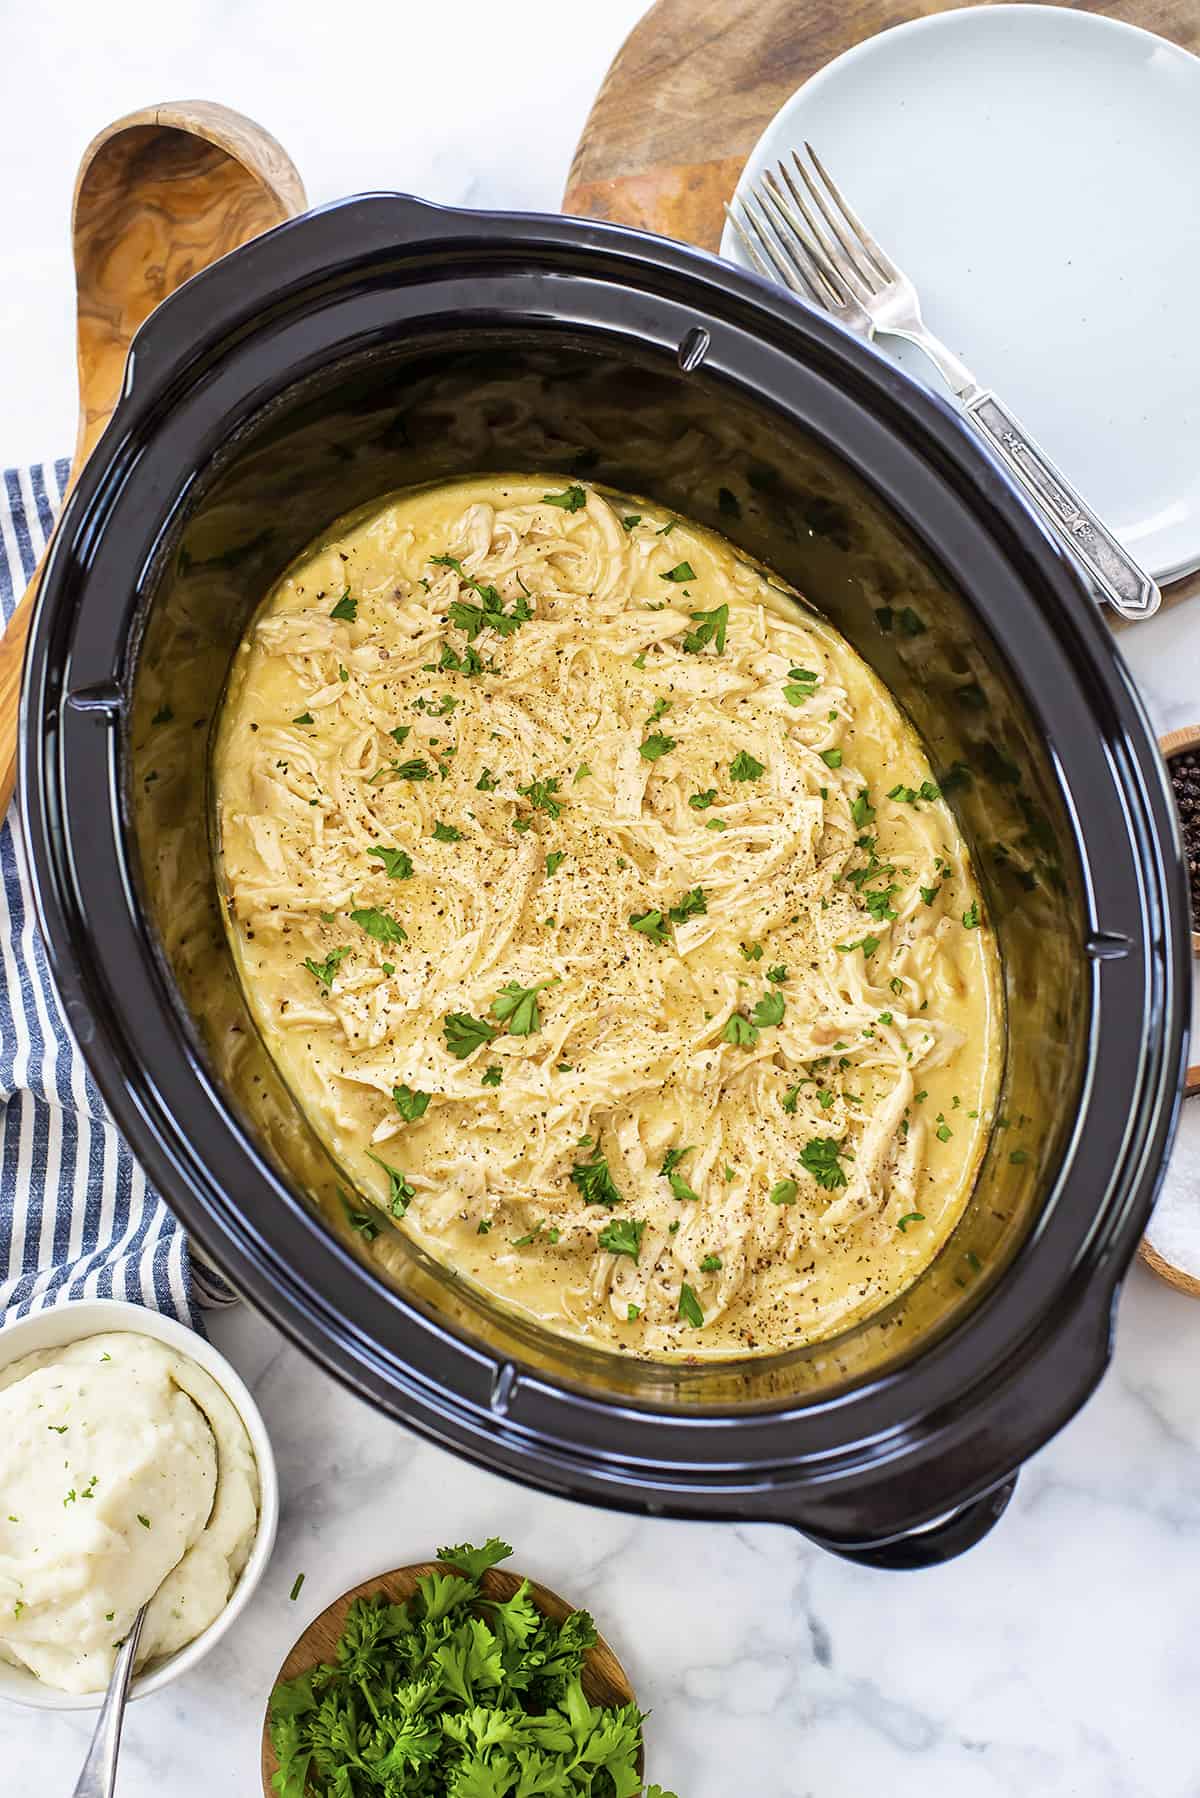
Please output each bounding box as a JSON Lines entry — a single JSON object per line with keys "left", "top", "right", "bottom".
{"left": 720, "top": 5, "right": 1200, "bottom": 583}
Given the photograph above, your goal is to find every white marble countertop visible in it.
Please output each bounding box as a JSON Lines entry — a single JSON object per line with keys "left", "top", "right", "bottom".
{"left": 4, "top": 4, "right": 1200, "bottom": 1794}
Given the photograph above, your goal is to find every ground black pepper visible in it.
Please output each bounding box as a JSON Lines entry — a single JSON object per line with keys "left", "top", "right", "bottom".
{"left": 1169, "top": 746, "right": 1200, "bottom": 932}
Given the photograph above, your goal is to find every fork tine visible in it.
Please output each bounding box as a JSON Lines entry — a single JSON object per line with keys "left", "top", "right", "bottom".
{"left": 734, "top": 195, "right": 823, "bottom": 305}
{"left": 723, "top": 202, "right": 780, "bottom": 286}
{"left": 802, "top": 141, "right": 899, "bottom": 285}
{"left": 783, "top": 154, "right": 877, "bottom": 298}
{"left": 760, "top": 171, "right": 854, "bottom": 310}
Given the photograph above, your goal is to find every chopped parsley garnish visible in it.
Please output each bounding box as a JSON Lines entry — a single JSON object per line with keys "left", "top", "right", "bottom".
{"left": 340, "top": 1190, "right": 382, "bottom": 1240}
{"left": 799, "top": 1136, "right": 847, "bottom": 1189}
{"left": 781, "top": 1084, "right": 801, "bottom": 1114}
{"left": 769, "top": 1178, "right": 798, "bottom": 1206}
{"left": 541, "top": 484, "right": 587, "bottom": 512}
{"left": 864, "top": 884, "right": 900, "bottom": 923}
{"left": 431, "top": 821, "right": 462, "bottom": 842}
{"left": 370, "top": 756, "right": 432, "bottom": 783}
{"left": 329, "top": 591, "right": 357, "bottom": 622}
{"left": 392, "top": 1084, "right": 431, "bottom": 1123}
{"left": 920, "top": 884, "right": 939, "bottom": 906}
{"left": 621, "top": 514, "right": 642, "bottom": 531}
{"left": 819, "top": 748, "right": 843, "bottom": 768}
{"left": 545, "top": 850, "right": 567, "bottom": 876}
{"left": 837, "top": 934, "right": 881, "bottom": 956}
{"left": 767, "top": 964, "right": 788, "bottom": 984}
{"left": 442, "top": 1011, "right": 500, "bottom": 1058}
{"left": 751, "top": 989, "right": 785, "bottom": 1028}
{"left": 437, "top": 641, "right": 489, "bottom": 676}
{"left": 677, "top": 1283, "right": 705, "bottom": 1327}
{"left": 368, "top": 846, "right": 413, "bottom": 879}
{"left": 962, "top": 901, "right": 981, "bottom": 928}
{"left": 889, "top": 779, "right": 941, "bottom": 804}
{"left": 722, "top": 1012, "right": 759, "bottom": 1047}
{"left": 897, "top": 1212, "right": 926, "bottom": 1232}
{"left": 660, "top": 560, "right": 696, "bottom": 583}
{"left": 700, "top": 1254, "right": 722, "bottom": 1272}
{"left": 518, "top": 775, "right": 562, "bottom": 817}
{"left": 365, "top": 1152, "right": 415, "bottom": 1217}
{"left": 729, "top": 749, "right": 765, "bottom": 781}
{"left": 850, "top": 789, "right": 876, "bottom": 830}
{"left": 304, "top": 946, "right": 351, "bottom": 989}
{"left": 627, "top": 1302, "right": 641, "bottom": 1321}
{"left": 668, "top": 885, "right": 707, "bottom": 923}
{"left": 783, "top": 667, "right": 819, "bottom": 703}
{"left": 598, "top": 1217, "right": 644, "bottom": 1260}
{"left": 390, "top": 725, "right": 412, "bottom": 744}
{"left": 137, "top": 1514, "right": 151, "bottom": 1529}
{"left": 480, "top": 1064, "right": 502, "bottom": 1087}
{"left": 682, "top": 603, "right": 728, "bottom": 654}
{"left": 936, "top": 1121, "right": 954, "bottom": 1142}
{"left": 660, "top": 1145, "right": 693, "bottom": 1176}
{"left": 573, "top": 763, "right": 592, "bottom": 783}
{"left": 739, "top": 942, "right": 763, "bottom": 962}
{"left": 667, "top": 1170, "right": 701, "bottom": 1204}
{"left": 351, "top": 907, "right": 407, "bottom": 946}
{"left": 570, "top": 1156, "right": 622, "bottom": 1208}
{"left": 689, "top": 788, "right": 718, "bottom": 809}
{"left": 639, "top": 731, "right": 677, "bottom": 761}
{"left": 476, "top": 767, "right": 499, "bottom": 791}
{"left": 629, "top": 907, "right": 671, "bottom": 946}
{"left": 433, "top": 554, "right": 533, "bottom": 639}
{"left": 656, "top": 519, "right": 677, "bottom": 536}
{"left": 291, "top": 711, "right": 314, "bottom": 725}
{"left": 491, "top": 978, "right": 554, "bottom": 1036}
{"left": 644, "top": 696, "right": 672, "bottom": 726}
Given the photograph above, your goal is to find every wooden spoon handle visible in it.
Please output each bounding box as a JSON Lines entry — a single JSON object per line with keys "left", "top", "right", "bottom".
{"left": 0, "top": 100, "right": 306, "bottom": 821}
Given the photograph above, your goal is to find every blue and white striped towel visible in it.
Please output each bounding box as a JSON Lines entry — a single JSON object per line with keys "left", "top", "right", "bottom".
{"left": 0, "top": 460, "right": 234, "bottom": 1329}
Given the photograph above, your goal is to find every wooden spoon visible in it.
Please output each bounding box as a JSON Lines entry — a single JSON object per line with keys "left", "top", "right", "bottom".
{"left": 260, "top": 1562, "right": 641, "bottom": 1795}
{"left": 0, "top": 100, "right": 306, "bottom": 813}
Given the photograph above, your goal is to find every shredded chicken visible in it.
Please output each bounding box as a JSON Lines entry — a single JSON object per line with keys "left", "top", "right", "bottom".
{"left": 214, "top": 475, "right": 1000, "bottom": 1359}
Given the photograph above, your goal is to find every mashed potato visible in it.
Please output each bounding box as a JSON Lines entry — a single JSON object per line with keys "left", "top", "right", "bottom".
{"left": 0, "top": 1332, "right": 259, "bottom": 1693}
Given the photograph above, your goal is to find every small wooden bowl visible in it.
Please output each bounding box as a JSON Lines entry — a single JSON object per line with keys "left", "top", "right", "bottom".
{"left": 1139, "top": 1061, "right": 1200, "bottom": 1295}
{"left": 1160, "top": 724, "right": 1200, "bottom": 957}
{"left": 261, "top": 1562, "right": 640, "bottom": 1795}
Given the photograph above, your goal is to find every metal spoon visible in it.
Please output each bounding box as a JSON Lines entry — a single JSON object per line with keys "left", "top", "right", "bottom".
{"left": 71, "top": 1603, "right": 148, "bottom": 1798}
{"left": 0, "top": 100, "right": 306, "bottom": 813}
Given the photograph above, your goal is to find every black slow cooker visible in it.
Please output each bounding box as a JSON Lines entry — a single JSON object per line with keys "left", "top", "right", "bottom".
{"left": 22, "top": 196, "right": 1190, "bottom": 1567}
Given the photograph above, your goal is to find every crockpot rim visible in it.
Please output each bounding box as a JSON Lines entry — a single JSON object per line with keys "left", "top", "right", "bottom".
{"left": 20, "top": 194, "right": 1190, "bottom": 1537}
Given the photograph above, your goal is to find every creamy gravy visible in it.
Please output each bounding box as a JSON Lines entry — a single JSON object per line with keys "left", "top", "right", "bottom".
{"left": 214, "top": 477, "right": 1001, "bottom": 1358}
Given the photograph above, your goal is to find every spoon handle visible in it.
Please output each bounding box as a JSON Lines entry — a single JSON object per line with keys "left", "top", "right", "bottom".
{"left": 71, "top": 1605, "right": 147, "bottom": 1798}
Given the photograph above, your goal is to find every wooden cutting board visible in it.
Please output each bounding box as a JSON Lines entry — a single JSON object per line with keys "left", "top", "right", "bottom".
{"left": 563, "top": 0, "right": 1200, "bottom": 615}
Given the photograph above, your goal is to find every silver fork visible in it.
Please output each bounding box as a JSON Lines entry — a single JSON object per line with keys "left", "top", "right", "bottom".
{"left": 726, "top": 146, "right": 1160, "bottom": 621}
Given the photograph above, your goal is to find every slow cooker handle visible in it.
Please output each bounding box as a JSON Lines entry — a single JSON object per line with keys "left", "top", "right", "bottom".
{"left": 797, "top": 1474, "right": 1018, "bottom": 1571}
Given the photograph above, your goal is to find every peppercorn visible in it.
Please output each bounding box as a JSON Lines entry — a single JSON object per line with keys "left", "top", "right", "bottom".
{"left": 1168, "top": 747, "right": 1200, "bottom": 932}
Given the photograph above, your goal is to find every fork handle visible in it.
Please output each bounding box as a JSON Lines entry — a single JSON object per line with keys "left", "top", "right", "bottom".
{"left": 960, "top": 390, "right": 1159, "bottom": 620}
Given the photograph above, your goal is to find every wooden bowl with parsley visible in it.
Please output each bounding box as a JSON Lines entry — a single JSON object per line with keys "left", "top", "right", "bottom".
{"left": 262, "top": 1538, "right": 679, "bottom": 1798}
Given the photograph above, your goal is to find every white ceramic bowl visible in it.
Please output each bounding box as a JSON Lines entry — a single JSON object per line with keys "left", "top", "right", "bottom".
{"left": 0, "top": 1298, "right": 278, "bottom": 1710}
